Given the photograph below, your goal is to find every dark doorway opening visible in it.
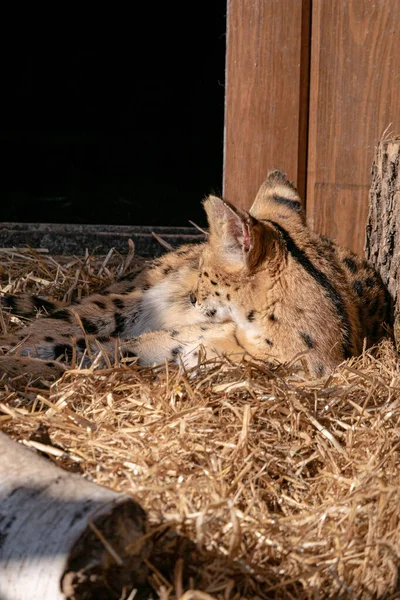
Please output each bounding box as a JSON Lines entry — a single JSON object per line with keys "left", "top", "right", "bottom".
{"left": 2, "top": 6, "right": 226, "bottom": 228}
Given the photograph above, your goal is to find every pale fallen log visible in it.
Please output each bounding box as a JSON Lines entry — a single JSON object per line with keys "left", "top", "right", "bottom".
{"left": 0, "top": 431, "right": 150, "bottom": 600}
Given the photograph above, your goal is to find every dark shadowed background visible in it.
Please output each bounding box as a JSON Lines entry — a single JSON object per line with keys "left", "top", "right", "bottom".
{"left": 1, "top": 5, "right": 226, "bottom": 228}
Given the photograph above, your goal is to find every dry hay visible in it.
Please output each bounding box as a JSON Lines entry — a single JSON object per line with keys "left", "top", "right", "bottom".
{"left": 1, "top": 246, "right": 400, "bottom": 600}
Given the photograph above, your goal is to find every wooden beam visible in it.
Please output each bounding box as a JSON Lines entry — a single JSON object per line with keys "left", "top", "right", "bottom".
{"left": 307, "top": 0, "right": 400, "bottom": 255}
{"left": 224, "top": 0, "right": 311, "bottom": 210}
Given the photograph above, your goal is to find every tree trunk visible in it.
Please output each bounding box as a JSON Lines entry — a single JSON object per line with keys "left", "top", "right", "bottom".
{"left": 365, "top": 137, "right": 400, "bottom": 347}
{"left": 0, "top": 432, "right": 150, "bottom": 600}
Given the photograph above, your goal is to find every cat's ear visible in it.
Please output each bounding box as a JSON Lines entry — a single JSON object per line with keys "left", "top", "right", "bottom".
{"left": 203, "top": 195, "right": 283, "bottom": 271}
{"left": 204, "top": 195, "right": 252, "bottom": 250}
{"left": 250, "top": 170, "right": 305, "bottom": 222}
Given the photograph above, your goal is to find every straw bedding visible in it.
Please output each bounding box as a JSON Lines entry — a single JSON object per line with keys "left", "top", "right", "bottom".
{"left": 1, "top": 245, "right": 400, "bottom": 599}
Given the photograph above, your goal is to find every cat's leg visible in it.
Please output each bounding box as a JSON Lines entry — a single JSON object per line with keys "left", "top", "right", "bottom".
{"left": 119, "top": 322, "right": 247, "bottom": 368}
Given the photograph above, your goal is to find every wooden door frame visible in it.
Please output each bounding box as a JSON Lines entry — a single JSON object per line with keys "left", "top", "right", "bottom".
{"left": 223, "top": 0, "right": 311, "bottom": 210}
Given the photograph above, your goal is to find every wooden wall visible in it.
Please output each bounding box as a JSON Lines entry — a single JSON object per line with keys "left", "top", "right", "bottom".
{"left": 224, "top": 0, "right": 311, "bottom": 208}
{"left": 224, "top": 0, "right": 400, "bottom": 255}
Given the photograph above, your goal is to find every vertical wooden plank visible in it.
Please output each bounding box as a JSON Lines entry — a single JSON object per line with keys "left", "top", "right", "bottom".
{"left": 307, "top": 0, "right": 400, "bottom": 255}
{"left": 224, "top": 0, "right": 311, "bottom": 210}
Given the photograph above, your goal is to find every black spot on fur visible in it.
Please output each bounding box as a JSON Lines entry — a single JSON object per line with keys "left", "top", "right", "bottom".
{"left": 94, "top": 300, "right": 106, "bottom": 310}
{"left": 365, "top": 276, "right": 375, "bottom": 288}
{"left": 353, "top": 280, "right": 363, "bottom": 297}
{"left": 120, "top": 270, "right": 142, "bottom": 282}
{"left": 343, "top": 257, "right": 358, "bottom": 274}
{"left": 81, "top": 318, "right": 99, "bottom": 335}
{"left": 200, "top": 325, "right": 209, "bottom": 331}
{"left": 300, "top": 332, "right": 315, "bottom": 349}
{"left": 46, "top": 361, "right": 56, "bottom": 368}
{"left": 362, "top": 259, "right": 371, "bottom": 270}
{"left": 269, "top": 314, "right": 277, "bottom": 322}
{"left": 226, "top": 294, "right": 231, "bottom": 301}
{"left": 215, "top": 291, "right": 220, "bottom": 296}
{"left": 322, "top": 237, "right": 335, "bottom": 251}
{"left": 315, "top": 363, "right": 325, "bottom": 377}
{"left": 210, "top": 280, "right": 218, "bottom": 286}
{"left": 98, "top": 289, "right": 111, "bottom": 296}
{"left": 53, "top": 343, "right": 73, "bottom": 362}
{"left": 203, "top": 272, "right": 209, "bottom": 277}
{"left": 370, "top": 320, "right": 380, "bottom": 341}
{"left": 265, "top": 338, "right": 273, "bottom": 346}
{"left": 2, "top": 296, "right": 17, "bottom": 310}
{"left": 33, "top": 297, "right": 56, "bottom": 313}
{"left": 127, "top": 311, "right": 139, "bottom": 326}
{"left": 247, "top": 310, "right": 255, "bottom": 321}
{"left": 141, "top": 285, "right": 150, "bottom": 291}
{"left": 112, "top": 312, "right": 126, "bottom": 336}
{"left": 368, "top": 298, "right": 379, "bottom": 317}
{"left": 44, "top": 336, "right": 54, "bottom": 343}
{"left": 171, "top": 346, "right": 182, "bottom": 358}
{"left": 171, "top": 330, "right": 179, "bottom": 338}
{"left": 76, "top": 338, "right": 87, "bottom": 352}
{"left": 272, "top": 194, "right": 302, "bottom": 212}
{"left": 124, "top": 285, "right": 136, "bottom": 293}
{"left": 268, "top": 221, "right": 353, "bottom": 359}
{"left": 163, "top": 267, "right": 173, "bottom": 275}
{"left": 113, "top": 298, "right": 125, "bottom": 310}
{"left": 205, "top": 309, "right": 216, "bottom": 318}
{"left": 122, "top": 350, "right": 138, "bottom": 358}
{"left": 50, "top": 309, "right": 72, "bottom": 323}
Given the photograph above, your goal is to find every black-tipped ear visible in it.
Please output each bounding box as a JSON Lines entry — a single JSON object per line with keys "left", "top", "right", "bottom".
{"left": 265, "top": 170, "right": 298, "bottom": 191}
{"left": 250, "top": 170, "right": 304, "bottom": 221}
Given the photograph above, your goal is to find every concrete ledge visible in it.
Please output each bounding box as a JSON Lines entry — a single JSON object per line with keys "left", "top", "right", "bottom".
{"left": 0, "top": 223, "right": 205, "bottom": 256}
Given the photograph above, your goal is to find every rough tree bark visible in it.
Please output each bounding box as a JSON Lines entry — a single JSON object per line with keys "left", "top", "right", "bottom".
{"left": 365, "top": 137, "right": 400, "bottom": 347}
{"left": 0, "top": 432, "right": 151, "bottom": 600}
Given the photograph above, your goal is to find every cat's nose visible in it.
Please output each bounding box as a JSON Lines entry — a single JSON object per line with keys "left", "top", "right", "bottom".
{"left": 189, "top": 292, "right": 196, "bottom": 306}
